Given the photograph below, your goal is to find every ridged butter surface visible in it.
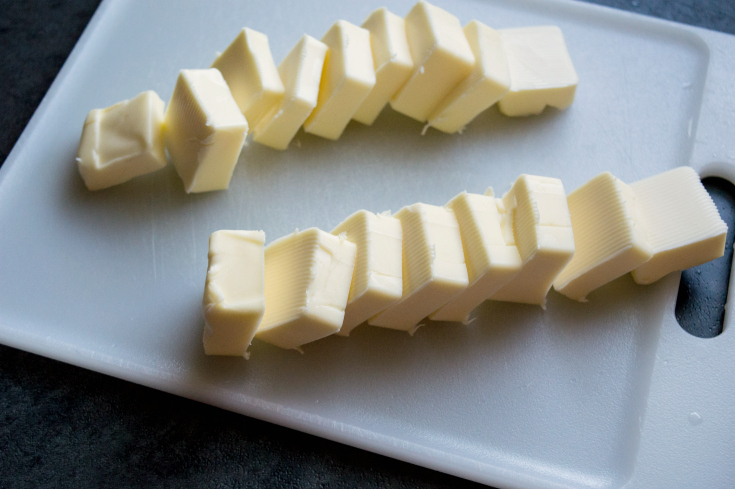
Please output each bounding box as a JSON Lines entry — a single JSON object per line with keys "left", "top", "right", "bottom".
{"left": 369, "top": 203, "right": 469, "bottom": 332}
{"left": 255, "top": 228, "right": 356, "bottom": 350}
{"left": 631, "top": 166, "right": 727, "bottom": 284}
{"left": 553, "top": 172, "right": 653, "bottom": 301}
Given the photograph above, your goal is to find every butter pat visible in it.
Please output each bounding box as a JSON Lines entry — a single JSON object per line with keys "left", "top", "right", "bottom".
{"left": 331, "top": 210, "right": 403, "bottom": 336}
{"left": 352, "top": 8, "right": 414, "bottom": 126}
{"left": 211, "top": 28, "right": 285, "bottom": 126}
{"left": 389, "top": 1, "right": 475, "bottom": 122}
{"left": 497, "top": 26, "right": 578, "bottom": 117}
{"left": 631, "top": 167, "right": 727, "bottom": 284}
{"left": 553, "top": 172, "right": 653, "bottom": 301}
{"left": 490, "top": 175, "right": 575, "bottom": 307}
{"left": 303, "top": 21, "right": 376, "bottom": 140}
{"left": 202, "top": 230, "right": 265, "bottom": 357}
{"left": 430, "top": 191, "right": 522, "bottom": 322}
{"left": 76, "top": 90, "right": 166, "bottom": 190}
{"left": 255, "top": 228, "right": 356, "bottom": 350}
{"left": 369, "top": 203, "right": 469, "bottom": 332}
{"left": 428, "top": 21, "right": 510, "bottom": 133}
{"left": 253, "top": 35, "right": 328, "bottom": 150}
{"left": 164, "top": 69, "right": 248, "bottom": 193}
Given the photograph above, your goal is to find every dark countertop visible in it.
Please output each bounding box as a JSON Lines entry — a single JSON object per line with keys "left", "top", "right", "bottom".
{"left": 1, "top": 1, "right": 734, "bottom": 488}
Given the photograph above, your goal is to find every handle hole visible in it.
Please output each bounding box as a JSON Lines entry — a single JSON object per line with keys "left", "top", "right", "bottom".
{"left": 675, "top": 177, "right": 735, "bottom": 338}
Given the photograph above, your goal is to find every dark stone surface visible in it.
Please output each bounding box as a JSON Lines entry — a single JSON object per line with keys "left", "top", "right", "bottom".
{"left": 1, "top": 1, "right": 734, "bottom": 488}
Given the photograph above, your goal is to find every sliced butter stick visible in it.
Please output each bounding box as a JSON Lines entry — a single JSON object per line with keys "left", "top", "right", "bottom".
{"left": 497, "top": 26, "right": 578, "bottom": 117}
{"left": 303, "top": 20, "right": 376, "bottom": 140}
{"left": 389, "top": 1, "right": 475, "bottom": 122}
{"left": 164, "top": 69, "right": 248, "bottom": 193}
{"left": 490, "top": 175, "right": 575, "bottom": 307}
{"left": 253, "top": 35, "right": 327, "bottom": 150}
{"left": 211, "top": 27, "right": 285, "bottom": 127}
{"left": 77, "top": 90, "right": 167, "bottom": 191}
{"left": 202, "top": 230, "right": 265, "bottom": 358}
{"left": 429, "top": 191, "right": 521, "bottom": 322}
{"left": 553, "top": 172, "right": 653, "bottom": 301}
{"left": 369, "top": 203, "right": 469, "bottom": 332}
{"left": 331, "top": 210, "right": 403, "bottom": 336}
{"left": 255, "top": 228, "right": 356, "bottom": 350}
{"left": 428, "top": 21, "right": 510, "bottom": 133}
{"left": 353, "top": 8, "right": 414, "bottom": 126}
{"left": 631, "top": 167, "right": 727, "bottom": 284}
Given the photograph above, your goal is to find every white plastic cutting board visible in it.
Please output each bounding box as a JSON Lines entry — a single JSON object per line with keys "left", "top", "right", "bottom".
{"left": 1, "top": 1, "right": 734, "bottom": 488}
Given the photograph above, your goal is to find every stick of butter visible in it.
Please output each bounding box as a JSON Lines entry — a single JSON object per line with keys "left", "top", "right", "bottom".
{"left": 389, "top": 1, "right": 475, "bottom": 123}
{"left": 202, "top": 230, "right": 265, "bottom": 358}
{"left": 497, "top": 26, "right": 578, "bottom": 117}
{"left": 303, "top": 20, "right": 376, "bottom": 140}
{"left": 76, "top": 90, "right": 167, "bottom": 191}
{"left": 428, "top": 21, "right": 510, "bottom": 134}
{"left": 331, "top": 210, "right": 403, "bottom": 336}
{"left": 164, "top": 69, "right": 248, "bottom": 193}
{"left": 352, "top": 8, "right": 414, "bottom": 126}
{"left": 211, "top": 28, "right": 285, "bottom": 127}
{"left": 253, "top": 35, "right": 328, "bottom": 150}
{"left": 553, "top": 172, "right": 653, "bottom": 301}
{"left": 255, "top": 228, "right": 357, "bottom": 350}
{"left": 369, "top": 203, "right": 469, "bottom": 333}
{"left": 490, "top": 175, "right": 575, "bottom": 307}
{"left": 631, "top": 167, "right": 727, "bottom": 284}
{"left": 429, "top": 191, "right": 522, "bottom": 322}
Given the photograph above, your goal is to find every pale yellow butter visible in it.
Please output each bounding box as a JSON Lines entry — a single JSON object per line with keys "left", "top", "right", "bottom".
{"left": 428, "top": 21, "right": 510, "bottom": 133}
{"left": 331, "top": 210, "right": 403, "bottom": 336}
{"left": 389, "top": 1, "right": 475, "bottom": 122}
{"left": 76, "top": 90, "right": 166, "bottom": 191}
{"left": 553, "top": 172, "right": 653, "bottom": 301}
{"left": 253, "top": 35, "right": 328, "bottom": 150}
{"left": 202, "top": 230, "right": 265, "bottom": 358}
{"left": 211, "top": 28, "right": 285, "bottom": 127}
{"left": 430, "top": 191, "right": 522, "bottom": 322}
{"left": 497, "top": 26, "right": 578, "bottom": 117}
{"left": 369, "top": 203, "right": 469, "bottom": 332}
{"left": 255, "top": 228, "right": 357, "bottom": 350}
{"left": 303, "top": 21, "right": 376, "bottom": 140}
{"left": 490, "top": 175, "right": 575, "bottom": 307}
{"left": 631, "top": 167, "right": 727, "bottom": 284}
{"left": 164, "top": 69, "right": 248, "bottom": 193}
{"left": 352, "top": 8, "right": 414, "bottom": 126}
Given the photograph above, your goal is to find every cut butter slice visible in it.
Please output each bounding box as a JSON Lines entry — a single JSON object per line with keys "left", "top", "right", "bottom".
{"left": 369, "top": 203, "right": 469, "bottom": 332}
{"left": 631, "top": 166, "right": 727, "bottom": 284}
{"left": 253, "top": 35, "right": 328, "bottom": 150}
{"left": 303, "top": 20, "right": 376, "bottom": 140}
{"left": 390, "top": 1, "right": 475, "bottom": 122}
{"left": 164, "top": 69, "right": 248, "bottom": 193}
{"left": 202, "top": 230, "right": 265, "bottom": 358}
{"left": 76, "top": 90, "right": 167, "bottom": 191}
{"left": 497, "top": 26, "right": 578, "bottom": 117}
{"left": 331, "top": 210, "right": 403, "bottom": 336}
{"left": 553, "top": 172, "right": 653, "bottom": 301}
{"left": 430, "top": 191, "right": 522, "bottom": 322}
{"left": 255, "top": 228, "right": 356, "bottom": 350}
{"left": 490, "top": 175, "right": 575, "bottom": 307}
{"left": 211, "top": 27, "right": 285, "bottom": 127}
{"left": 353, "top": 8, "right": 414, "bottom": 126}
{"left": 428, "top": 21, "right": 510, "bottom": 134}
